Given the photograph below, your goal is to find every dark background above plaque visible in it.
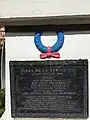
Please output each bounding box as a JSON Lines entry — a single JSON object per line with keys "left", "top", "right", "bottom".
{"left": 9, "top": 60, "right": 88, "bottom": 118}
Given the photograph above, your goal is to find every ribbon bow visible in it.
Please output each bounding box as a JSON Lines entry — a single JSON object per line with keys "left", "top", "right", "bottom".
{"left": 40, "top": 47, "right": 60, "bottom": 59}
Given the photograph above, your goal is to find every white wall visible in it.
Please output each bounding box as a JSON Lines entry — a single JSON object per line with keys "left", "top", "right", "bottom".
{"left": 0, "top": 0, "right": 90, "bottom": 19}
{"left": 1, "top": 32, "right": 90, "bottom": 120}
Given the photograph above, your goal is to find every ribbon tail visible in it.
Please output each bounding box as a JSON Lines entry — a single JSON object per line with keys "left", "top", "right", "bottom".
{"left": 40, "top": 53, "right": 47, "bottom": 59}
{"left": 52, "top": 52, "right": 60, "bottom": 58}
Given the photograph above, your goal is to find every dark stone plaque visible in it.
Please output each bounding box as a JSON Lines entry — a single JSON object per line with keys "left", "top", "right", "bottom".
{"left": 9, "top": 60, "right": 88, "bottom": 118}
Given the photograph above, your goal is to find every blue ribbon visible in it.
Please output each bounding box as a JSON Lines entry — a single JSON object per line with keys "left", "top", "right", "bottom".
{"left": 34, "top": 32, "right": 64, "bottom": 53}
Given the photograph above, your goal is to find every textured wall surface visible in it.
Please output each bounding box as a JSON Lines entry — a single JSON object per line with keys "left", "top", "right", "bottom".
{"left": 0, "top": 0, "right": 90, "bottom": 18}
{"left": 1, "top": 32, "right": 90, "bottom": 120}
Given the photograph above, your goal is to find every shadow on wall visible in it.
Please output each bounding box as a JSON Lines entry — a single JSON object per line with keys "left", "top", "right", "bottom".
{"left": 6, "top": 31, "right": 90, "bottom": 37}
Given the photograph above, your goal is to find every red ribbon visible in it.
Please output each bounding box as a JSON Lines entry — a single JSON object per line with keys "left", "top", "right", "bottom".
{"left": 40, "top": 47, "right": 60, "bottom": 59}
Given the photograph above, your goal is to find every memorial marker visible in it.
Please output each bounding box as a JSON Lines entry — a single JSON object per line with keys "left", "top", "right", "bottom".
{"left": 10, "top": 60, "right": 88, "bottom": 118}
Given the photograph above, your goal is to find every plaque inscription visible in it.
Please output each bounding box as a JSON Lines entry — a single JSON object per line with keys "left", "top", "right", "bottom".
{"left": 10, "top": 60, "right": 88, "bottom": 118}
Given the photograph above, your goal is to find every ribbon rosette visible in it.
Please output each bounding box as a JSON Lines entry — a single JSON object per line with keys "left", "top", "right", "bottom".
{"left": 40, "top": 47, "right": 60, "bottom": 59}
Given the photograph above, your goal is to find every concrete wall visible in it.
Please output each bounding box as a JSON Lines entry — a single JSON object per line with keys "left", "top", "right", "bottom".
{"left": 0, "top": 0, "right": 90, "bottom": 120}
{"left": 0, "top": 0, "right": 90, "bottom": 18}
{"left": 1, "top": 32, "right": 90, "bottom": 120}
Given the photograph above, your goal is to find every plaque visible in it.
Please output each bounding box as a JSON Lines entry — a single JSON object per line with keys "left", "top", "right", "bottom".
{"left": 10, "top": 60, "right": 88, "bottom": 118}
